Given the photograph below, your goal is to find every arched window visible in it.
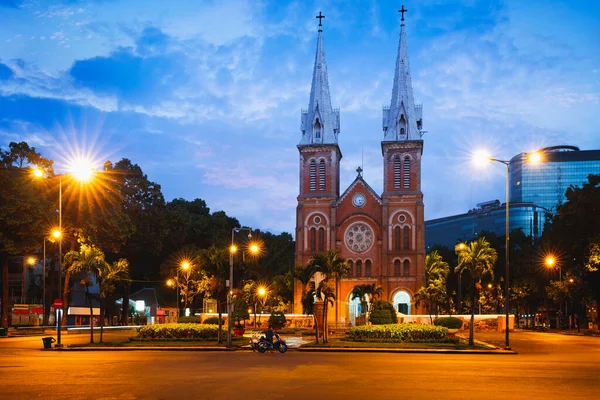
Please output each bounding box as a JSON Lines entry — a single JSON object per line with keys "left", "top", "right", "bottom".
{"left": 348, "top": 260, "right": 354, "bottom": 277}
{"left": 318, "top": 227, "right": 325, "bottom": 251}
{"left": 403, "top": 260, "right": 410, "bottom": 276}
{"left": 365, "top": 260, "right": 371, "bottom": 277}
{"left": 403, "top": 156, "right": 411, "bottom": 189}
{"left": 355, "top": 260, "right": 362, "bottom": 278}
{"left": 319, "top": 160, "right": 326, "bottom": 191}
{"left": 394, "top": 155, "right": 401, "bottom": 190}
{"left": 314, "top": 119, "right": 321, "bottom": 139}
{"left": 400, "top": 127, "right": 405, "bottom": 135}
{"left": 309, "top": 228, "right": 316, "bottom": 252}
{"left": 394, "top": 260, "right": 401, "bottom": 277}
{"left": 403, "top": 226, "right": 410, "bottom": 250}
{"left": 394, "top": 226, "right": 401, "bottom": 250}
{"left": 309, "top": 160, "right": 316, "bottom": 191}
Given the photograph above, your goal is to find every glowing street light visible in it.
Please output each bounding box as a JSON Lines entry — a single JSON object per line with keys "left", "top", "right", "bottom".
{"left": 250, "top": 243, "right": 260, "bottom": 255}
{"left": 545, "top": 256, "right": 556, "bottom": 268}
{"left": 166, "top": 279, "right": 174, "bottom": 287}
{"left": 181, "top": 261, "right": 190, "bottom": 270}
{"left": 32, "top": 167, "right": 44, "bottom": 178}
{"left": 527, "top": 151, "right": 542, "bottom": 164}
{"left": 52, "top": 229, "right": 62, "bottom": 239}
{"left": 69, "top": 157, "right": 95, "bottom": 182}
{"left": 27, "top": 257, "right": 36, "bottom": 265}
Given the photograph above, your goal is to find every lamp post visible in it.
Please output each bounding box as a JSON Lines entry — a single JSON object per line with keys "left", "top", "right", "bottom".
{"left": 545, "top": 255, "right": 562, "bottom": 328}
{"left": 228, "top": 227, "right": 257, "bottom": 348}
{"left": 473, "top": 151, "right": 516, "bottom": 350}
{"left": 455, "top": 242, "right": 467, "bottom": 314}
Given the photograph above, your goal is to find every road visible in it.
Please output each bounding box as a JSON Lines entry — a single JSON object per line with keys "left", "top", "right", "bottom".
{"left": 0, "top": 330, "right": 598, "bottom": 399}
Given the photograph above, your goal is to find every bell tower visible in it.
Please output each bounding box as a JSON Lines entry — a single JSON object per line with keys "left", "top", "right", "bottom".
{"left": 380, "top": 6, "right": 426, "bottom": 301}
{"left": 294, "top": 12, "right": 341, "bottom": 313}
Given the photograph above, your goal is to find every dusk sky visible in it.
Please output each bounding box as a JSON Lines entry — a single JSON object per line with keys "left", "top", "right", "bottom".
{"left": 1, "top": 0, "right": 599, "bottom": 235}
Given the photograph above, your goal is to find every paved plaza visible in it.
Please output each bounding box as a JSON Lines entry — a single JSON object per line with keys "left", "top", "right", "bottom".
{"left": 0, "top": 330, "right": 598, "bottom": 399}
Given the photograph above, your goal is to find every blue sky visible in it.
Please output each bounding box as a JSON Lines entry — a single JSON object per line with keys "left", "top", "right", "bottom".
{"left": 1, "top": 0, "right": 599, "bottom": 234}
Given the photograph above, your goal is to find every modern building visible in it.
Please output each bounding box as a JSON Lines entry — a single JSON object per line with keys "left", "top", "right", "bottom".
{"left": 294, "top": 12, "right": 426, "bottom": 322}
{"left": 426, "top": 145, "right": 599, "bottom": 249}
{"left": 510, "top": 145, "right": 600, "bottom": 213}
{"left": 425, "top": 200, "right": 548, "bottom": 249}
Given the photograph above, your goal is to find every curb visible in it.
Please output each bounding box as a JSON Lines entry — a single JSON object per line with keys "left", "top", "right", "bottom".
{"left": 295, "top": 347, "right": 517, "bottom": 355}
{"left": 53, "top": 346, "right": 240, "bottom": 351}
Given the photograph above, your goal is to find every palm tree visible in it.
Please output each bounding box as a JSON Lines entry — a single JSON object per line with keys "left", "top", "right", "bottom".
{"left": 315, "top": 279, "right": 336, "bottom": 343}
{"left": 97, "top": 258, "right": 129, "bottom": 343}
{"left": 350, "top": 283, "right": 383, "bottom": 323}
{"left": 64, "top": 241, "right": 107, "bottom": 344}
{"left": 415, "top": 250, "right": 450, "bottom": 323}
{"left": 455, "top": 237, "right": 498, "bottom": 346}
{"left": 424, "top": 250, "right": 450, "bottom": 284}
{"left": 307, "top": 250, "right": 350, "bottom": 341}
{"left": 293, "top": 264, "right": 317, "bottom": 341}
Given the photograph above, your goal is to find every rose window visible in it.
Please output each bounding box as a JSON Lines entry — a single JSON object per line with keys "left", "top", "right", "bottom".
{"left": 345, "top": 223, "right": 374, "bottom": 253}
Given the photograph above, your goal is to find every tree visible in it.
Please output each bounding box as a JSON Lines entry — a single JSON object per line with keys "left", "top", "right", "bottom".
{"left": 415, "top": 250, "right": 450, "bottom": 323}
{"left": 63, "top": 240, "right": 107, "bottom": 344}
{"left": 350, "top": 283, "right": 383, "bottom": 322}
{"left": 97, "top": 258, "right": 129, "bottom": 343}
{"left": 455, "top": 237, "right": 498, "bottom": 346}
{"left": 542, "top": 175, "right": 600, "bottom": 323}
{"left": 315, "top": 279, "right": 335, "bottom": 343}
{"left": 0, "top": 142, "right": 54, "bottom": 328}
{"left": 306, "top": 250, "right": 350, "bottom": 343}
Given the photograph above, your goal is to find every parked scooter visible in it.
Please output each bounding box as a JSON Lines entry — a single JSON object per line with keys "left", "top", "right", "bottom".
{"left": 249, "top": 333, "right": 261, "bottom": 352}
{"left": 257, "top": 333, "right": 287, "bottom": 353}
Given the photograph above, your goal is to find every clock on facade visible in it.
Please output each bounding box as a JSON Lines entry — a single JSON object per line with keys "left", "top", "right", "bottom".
{"left": 352, "top": 193, "right": 366, "bottom": 207}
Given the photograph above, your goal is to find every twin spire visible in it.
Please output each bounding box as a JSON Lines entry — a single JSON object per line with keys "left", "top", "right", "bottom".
{"left": 300, "top": 11, "right": 340, "bottom": 146}
{"left": 300, "top": 7, "right": 423, "bottom": 146}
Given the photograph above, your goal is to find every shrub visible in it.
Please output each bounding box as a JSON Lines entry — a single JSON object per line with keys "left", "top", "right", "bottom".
{"left": 203, "top": 317, "right": 222, "bottom": 325}
{"left": 137, "top": 323, "right": 223, "bottom": 340}
{"left": 178, "top": 316, "right": 201, "bottom": 324}
{"left": 268, "top": 312, "right": 287, "bottom": 329}
{"left": 369, "top": 300, "right": 397, "bottom": 325}
{"left": 347, "top": 323, "right": 448, "bottom": 342}
{"left": 434, "top": 317, "right": 463, "bottom": 329}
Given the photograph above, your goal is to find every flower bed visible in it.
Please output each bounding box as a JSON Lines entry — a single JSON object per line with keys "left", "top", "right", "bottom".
{"left": 347, "top": 323, "right": 448, "bottom": 342}
{"left": 137, "top": 323, "right": 223, "bottom": 340}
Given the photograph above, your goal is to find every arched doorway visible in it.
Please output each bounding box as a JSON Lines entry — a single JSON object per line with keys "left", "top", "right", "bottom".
{"left": 393, "top": 290, "right": 412, "bottom": 315}
{"left": 348, "top": 296, "right": 363, "bottom": 326}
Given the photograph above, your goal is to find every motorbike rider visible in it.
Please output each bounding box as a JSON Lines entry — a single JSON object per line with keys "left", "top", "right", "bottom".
{"left": 265, "top": 324, "right": 274, "bottom": 344}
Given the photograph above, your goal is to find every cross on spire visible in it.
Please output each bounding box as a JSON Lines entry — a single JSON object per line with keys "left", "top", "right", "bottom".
{"left": 316, "top": 11, "right": 325, "bottom": 29}
{"left": 356, "top": 166, "right": 363, "bottom": 176}
{"left": 398, "top": 5, "right": 408, "bottom": 22}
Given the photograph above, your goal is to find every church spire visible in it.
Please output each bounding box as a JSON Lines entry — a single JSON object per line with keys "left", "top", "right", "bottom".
{"left": 300, "top": 12, "right": 340, "bottom": 146}
{"left": 382, "top": 6, "right": 423, "bottom": 141}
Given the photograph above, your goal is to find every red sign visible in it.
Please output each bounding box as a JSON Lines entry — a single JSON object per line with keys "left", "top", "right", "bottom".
{"left": 53, "top": 298, "right": 64, "bottom": 309}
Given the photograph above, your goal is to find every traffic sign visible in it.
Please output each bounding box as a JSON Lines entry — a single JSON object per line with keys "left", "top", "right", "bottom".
{"left": 53, "top": 298, "right": 63, "bottom": 309}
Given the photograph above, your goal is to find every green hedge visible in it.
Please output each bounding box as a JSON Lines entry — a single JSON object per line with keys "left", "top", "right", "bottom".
{"left": 268, "top": 312, "right": 287, "bottom": 329}
{"left": 178, "top": 316, "right": 201, "bottom": 324}
{"left": 434, "top": 317, "right": 463, "bottom": 329}
{"left": 137, "top": 323, "right": 223, "bottom": 340}
{"left": 347, "top": 324, "right": 448, "bottom": 342}
{"left": 369, "top": 300, "right": 397, "bottom": 325}
{"left": 203, "top": 317, "right": 223, "bottom": 325}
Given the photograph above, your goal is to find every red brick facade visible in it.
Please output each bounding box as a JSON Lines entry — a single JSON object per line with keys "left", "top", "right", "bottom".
{"left": 294, "top": 140, "right": 426, "bottom": 323}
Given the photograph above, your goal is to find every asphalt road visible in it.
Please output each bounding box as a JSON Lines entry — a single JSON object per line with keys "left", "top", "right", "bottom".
{"left": 0, "top": 330, "right": 598, "bottom": 400}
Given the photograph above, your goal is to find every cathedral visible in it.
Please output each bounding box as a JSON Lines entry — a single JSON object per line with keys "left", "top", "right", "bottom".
{"left": 293, "top": 9, "right": 426, "bottom": 323}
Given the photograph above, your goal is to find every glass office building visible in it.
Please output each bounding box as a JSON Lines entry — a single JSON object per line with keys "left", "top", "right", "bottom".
{"left": 425, "top": 201, "right": 548, "bottom": 249}
{"left": 510, "top": 146, "right": 600, "bottom": 213}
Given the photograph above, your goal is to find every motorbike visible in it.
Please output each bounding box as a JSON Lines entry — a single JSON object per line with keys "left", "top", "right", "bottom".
{"left": 251, "top": 332, "right": 287, "bottom": 353}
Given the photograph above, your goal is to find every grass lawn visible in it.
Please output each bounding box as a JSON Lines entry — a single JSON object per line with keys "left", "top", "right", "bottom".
{"left": 68, "top": 336, "right": 248, "bottom": 348}
{"left": 300, "top": 337, "right": 491, "bottom": 350}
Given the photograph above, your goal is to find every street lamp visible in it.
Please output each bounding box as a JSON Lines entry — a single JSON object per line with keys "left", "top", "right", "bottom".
{"left": 455, "top": 242, "right": 467, "bottom": 314}
{"left": 228, "top": 227, "right": 258, "bottom": 348}
{"left": 472, "top": 151, "right": 512, "bottom": 349}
